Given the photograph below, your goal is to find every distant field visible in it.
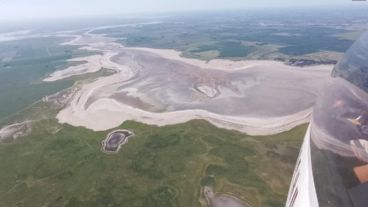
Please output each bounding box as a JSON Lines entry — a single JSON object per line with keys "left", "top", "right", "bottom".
{"left": 93, "top": 8, "right": 368, "bottom": 64}
{"left": 0, "top": 37, "right": 93, "bottom": 121}
{"left": 101, "top": 22, "right": 352, "bottom": 58}
{"left": 0, "top": 117, "right": 306, "bottom": 207}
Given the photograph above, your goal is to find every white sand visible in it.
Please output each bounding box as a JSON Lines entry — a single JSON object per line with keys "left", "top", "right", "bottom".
{"left": 204, "top": 186, "right": 250, "bottom": 207}
{"left": 132, "top": 47, "right": 331, "bottom": 72}
{"left": 0, "top": 30, "right": 32, "bottom": 42}
{"left": 46, "top": 28, "right": 333, "bottom": 135}
{"left": 0, "top": 121, "right": 32, "bottom": 141}
{"left": 44, "top": 55, "right": 102, "bottom": 81}
{"left": 43, "top": 52, "right": 120, "bottom": 82}
{"left": 58, "top": 96, "right": 313, "bottom": 135}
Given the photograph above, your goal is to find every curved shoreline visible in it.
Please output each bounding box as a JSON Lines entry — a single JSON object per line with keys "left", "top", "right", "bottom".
{"left": 57, "top": 97, "right": 313, "bottom": 135}
{"left": 44, "top": 27, "right": 333, "bottom": 135}
{"left": 204, "top": 186, "right": 252, "bottom": 207}
{"left": 101, "top": 129, "right": 134, "bottom": 153}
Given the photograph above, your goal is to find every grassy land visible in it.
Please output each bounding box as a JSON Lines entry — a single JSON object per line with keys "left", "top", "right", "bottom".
{"left": 92, "top": 10, "right": 364, "bottom": 64}
{"left": 0, "top": 116, "right": 306, "bottom": 207}
{"left": 0, "top": 37, "right": 95, "bottom": 121}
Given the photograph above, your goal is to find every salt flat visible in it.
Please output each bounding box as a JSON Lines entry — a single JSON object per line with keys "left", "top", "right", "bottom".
{"left": 45, "top": 28, "right": 333, "bottom": 135}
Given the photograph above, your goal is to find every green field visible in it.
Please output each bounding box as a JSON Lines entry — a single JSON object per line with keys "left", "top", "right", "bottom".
{"left": 92, "top": 9, "right": 364, "bottom": 64}
{"left": 0, "top": 115, "right": 306, "bottom": 207}
{"left": 0, "top": 37, "right": 95, "bottom": 121}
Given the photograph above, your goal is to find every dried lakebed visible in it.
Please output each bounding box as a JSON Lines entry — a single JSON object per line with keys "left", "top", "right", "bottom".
{"left": 101, "top": 129, "right": 134, "bottom": 153}
{"left": 0, "top": 121, "right": 32, "bottom": 143}
{"left": 45, "top": 27, "right": 333, "bottom": 135}
{"left": 204, "top": 187, "right": 251, "bottom": 207}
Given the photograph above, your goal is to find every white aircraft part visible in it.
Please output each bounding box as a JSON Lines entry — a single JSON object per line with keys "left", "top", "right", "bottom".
{"left": 286, "top": 126, "right": 319, "bottom": 207}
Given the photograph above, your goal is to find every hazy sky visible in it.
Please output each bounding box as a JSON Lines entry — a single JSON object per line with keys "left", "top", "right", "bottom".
{"left": 0, "top": 0, "right": 362, "bottom": 21}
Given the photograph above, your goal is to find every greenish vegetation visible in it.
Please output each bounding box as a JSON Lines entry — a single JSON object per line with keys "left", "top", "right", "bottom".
{"left": 333, "top": 31, "right": 364, "bottom": 41}
{"left": 93, "top": 10, "right": 364, "bottom": 64}
{"left": 191, "top": 41, "right": 254, "bottom": 58}
{"left": 0, "top": 117, "right": 306, "bottom": 207}
{"left": 0, "top": 37, "right": 93, "bottom": 121}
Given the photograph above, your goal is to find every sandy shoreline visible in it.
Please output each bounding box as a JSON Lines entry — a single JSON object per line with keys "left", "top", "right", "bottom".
{"left": 0, "top": 121, "right": 32, "bottom": 142}
{"left": 44, "top": 27, "right": 333, "bottom": 135}
{"left": 132, "top": 47, "right": 331, "bottom": 72}
{"left": 57, "top": 97, "right": 313, "bottom": 135}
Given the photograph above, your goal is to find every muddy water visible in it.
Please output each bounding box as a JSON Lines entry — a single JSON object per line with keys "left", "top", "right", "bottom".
{"left": 101, "top": 130, "right": 134, "bottom": 153}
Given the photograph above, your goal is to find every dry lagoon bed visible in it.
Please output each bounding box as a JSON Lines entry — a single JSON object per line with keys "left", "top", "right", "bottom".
{"left": 44, "top": 27, "right": 333, "bottom": 135}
